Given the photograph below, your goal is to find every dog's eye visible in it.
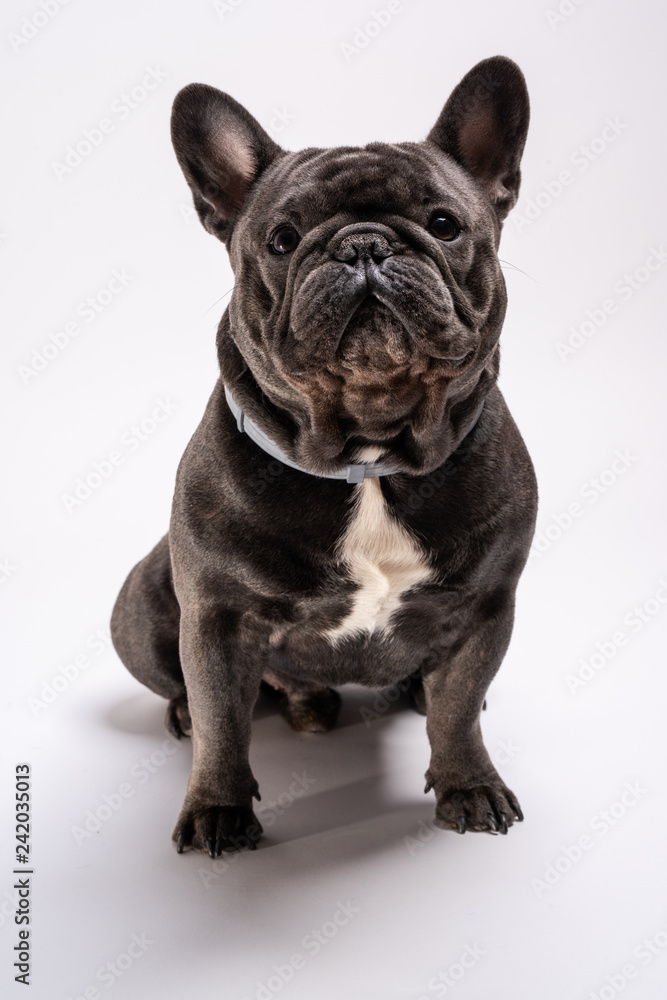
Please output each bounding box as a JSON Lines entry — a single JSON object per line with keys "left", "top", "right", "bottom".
{"left": 428, "top": 214, "right": 460, "bottom": 242}
{"left": 269, "top": 225, "right": 301, "bottom": 255}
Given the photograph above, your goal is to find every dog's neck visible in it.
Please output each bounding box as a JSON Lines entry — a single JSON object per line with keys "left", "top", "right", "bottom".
{"left": 223, "top": 382, "right": 485, "bottom": 483}
{"left": 217, "top": 316, "right": 496, "bottom": 478}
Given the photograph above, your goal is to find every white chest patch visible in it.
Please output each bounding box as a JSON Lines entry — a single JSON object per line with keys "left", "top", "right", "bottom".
{"left": 324, "top": 474, "right": 434, "bottom": 643}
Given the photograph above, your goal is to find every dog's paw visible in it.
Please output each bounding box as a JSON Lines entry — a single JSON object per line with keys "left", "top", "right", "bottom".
{"left": 165, "top": 694, "right": 192, "bottom": 739}
{"left": 172, "top": 804, "right": 263, "bottom": 857}
{"left": 279, "top": 687, "right": 341, "bottom": 733}
{"left": 425, "top": 772, "right": 523, "bottom": 835}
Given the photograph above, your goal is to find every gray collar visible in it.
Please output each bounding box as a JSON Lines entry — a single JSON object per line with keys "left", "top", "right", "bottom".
{"left": 224, "top": 383, "right": 483, "bottom": 484}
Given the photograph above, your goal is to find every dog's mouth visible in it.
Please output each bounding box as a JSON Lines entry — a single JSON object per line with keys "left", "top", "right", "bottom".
{"left": 336, "top": 295, "right": 412, "bottom": 370}
{"left": 330, "top": 296, "right": 433, "bottom": 436}
{"left": 335, "top": 294, "right": 474, "bottom": 376}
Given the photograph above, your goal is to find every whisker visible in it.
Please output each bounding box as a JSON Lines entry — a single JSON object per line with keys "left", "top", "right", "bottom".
{"left": 498, "top": 259, "right": 537, "bottom": 282}
{"left": 202, "top": 285, "right": 235, "bottom": 317}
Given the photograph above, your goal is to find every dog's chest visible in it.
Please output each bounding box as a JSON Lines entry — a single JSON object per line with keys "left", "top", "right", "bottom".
{"left": 324, "top": 476, "right": 433, "bottom": 642}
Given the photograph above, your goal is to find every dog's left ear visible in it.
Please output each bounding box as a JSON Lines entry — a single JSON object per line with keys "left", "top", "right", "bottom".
{"left": 171, "top": 83, "right": 283, "bottom": 242}
{"left": 427, "top": 56, "right": 529, "bottom": 222}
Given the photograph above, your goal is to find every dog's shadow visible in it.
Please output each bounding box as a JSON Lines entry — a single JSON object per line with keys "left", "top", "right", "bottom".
{"left": 106, "top": 683, "right": 436, "bottom": 875}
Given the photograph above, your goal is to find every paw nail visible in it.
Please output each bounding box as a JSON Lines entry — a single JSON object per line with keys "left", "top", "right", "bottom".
{"left": 176, "top": 834, "right": 185, "bottom": 854}
{"left": 456, "top": 815, "right": 466, "bottom": 834}
{"left": 206, "top": 837, "right": 217, "bottom": 858}
{"left": 424, "top": 778, "right": 434, "bottom": 794}
{"left": 486, "top": 813, "right": 498, "bottom": 833}
{"left": 498, "top": 812, "right": 508, "bottom": 834}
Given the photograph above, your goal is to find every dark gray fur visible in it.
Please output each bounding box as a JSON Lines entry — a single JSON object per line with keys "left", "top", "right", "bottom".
{"left": 111, "top": 56, "right": 537, "bottom": 854}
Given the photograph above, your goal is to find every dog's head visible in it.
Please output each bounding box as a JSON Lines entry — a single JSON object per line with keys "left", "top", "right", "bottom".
{"left": 171, "top": 56, "right": 529, "bottom": 475}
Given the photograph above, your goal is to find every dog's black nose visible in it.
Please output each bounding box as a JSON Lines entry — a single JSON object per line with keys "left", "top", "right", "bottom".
{"left": 334, "top": 231, "right": 393, "bottom": 265}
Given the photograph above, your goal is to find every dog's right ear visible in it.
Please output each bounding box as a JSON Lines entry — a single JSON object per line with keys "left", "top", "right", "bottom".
{"left": 171, "top": 84, "right": 283, "bottom": 243}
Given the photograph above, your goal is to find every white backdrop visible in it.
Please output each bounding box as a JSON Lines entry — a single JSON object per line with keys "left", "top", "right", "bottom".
{"left": 2, "top": 1, "right": 667, "bottom": 998}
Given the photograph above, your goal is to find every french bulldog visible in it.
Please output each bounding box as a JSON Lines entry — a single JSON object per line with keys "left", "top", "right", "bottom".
{"left": 110, "top": 55, "right": 537, "bottom": 856}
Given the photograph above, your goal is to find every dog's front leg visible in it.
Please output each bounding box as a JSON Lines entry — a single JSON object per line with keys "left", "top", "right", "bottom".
{"left": 422, "top": 604, "right": 524, "bottom": 835}
{"left": 172, "top": 607, "right": 264, "bottom": 857}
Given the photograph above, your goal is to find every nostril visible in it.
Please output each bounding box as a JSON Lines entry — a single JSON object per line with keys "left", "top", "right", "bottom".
{"left": 336, "top": 243, "right": 359, "bottom": 264}
{"left": 370, "top": 238, "right": 393, "bottom": 263}
{"left": 335, "top": 232, "right": 393, "bottom": 265}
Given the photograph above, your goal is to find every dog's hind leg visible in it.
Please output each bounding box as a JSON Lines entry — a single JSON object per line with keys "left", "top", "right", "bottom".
{"left": 396, "top": 669, "right": 427, "bottom": 715}
{"left": 110, "top": 534, "right": 190, "bottom": 738}
{"left": 262, "top": 656, "right": 341, "bottom": 733}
